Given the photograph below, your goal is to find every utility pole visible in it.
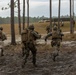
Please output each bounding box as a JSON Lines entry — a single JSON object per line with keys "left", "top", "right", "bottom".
{"left": 23, "top": 0, "right": 25, "bottom": 29}
{"left": 50, "top": 0, "right": 52, "bottom": 31}
{"left": 27, "top": 0, "right": 29, "bottom": 28}
{"left": 11, "top": 0, "right": 16, "bottom": 45}
{"left": 58, "top": 0, "right": 61, "bottom": 30}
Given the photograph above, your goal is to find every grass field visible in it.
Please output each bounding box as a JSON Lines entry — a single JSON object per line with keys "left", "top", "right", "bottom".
{"left": 0, "top": 21, "right": 76, "bottom": 35}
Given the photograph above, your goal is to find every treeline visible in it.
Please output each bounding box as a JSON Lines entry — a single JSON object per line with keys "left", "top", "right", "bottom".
{"left": 0, "top": 16, "right": 47, "bottom": 24}
{"left": 0, "top": 16, "right": 76, "bottom": 24}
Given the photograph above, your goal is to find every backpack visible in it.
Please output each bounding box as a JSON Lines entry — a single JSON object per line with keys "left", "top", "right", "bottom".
{"left": 52, "top": 30, "right": 60, "bottom": 39}
{"left": 21, "top": 29, "right": 28, "bottom": 42}
{"left": 21, "top": 29, "right": 34, "bottom": 42}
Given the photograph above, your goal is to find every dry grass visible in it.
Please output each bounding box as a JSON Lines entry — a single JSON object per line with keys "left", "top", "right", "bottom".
{"left": 63, "top": 33, "right": 76, "bottom": 41}
{"left": 0, "top": 21, "right": 76, "bottom": 35}
{"left": 0, "top": 24, "right": 19, "bottom": 35}
{"left": 32, "top": 21, "right": 76, "bottom": 33}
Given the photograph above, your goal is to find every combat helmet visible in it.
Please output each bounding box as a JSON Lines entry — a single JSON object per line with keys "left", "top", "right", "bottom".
{"left": 28, "top": 24, "right": 34, "bottom": 30}
{"left": 53, "top": 26, "right": 58, "bottom": 31}
{"left": 0, "top": 27, "right": 3, "bottom": 31}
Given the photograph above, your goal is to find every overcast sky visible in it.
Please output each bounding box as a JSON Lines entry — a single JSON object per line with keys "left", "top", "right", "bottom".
{"left": 0, "top": 0, "right": 76, "bottom": 17}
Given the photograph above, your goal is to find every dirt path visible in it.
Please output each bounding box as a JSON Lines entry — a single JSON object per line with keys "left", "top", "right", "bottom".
{"left": 0, "top": 32, "right": 76, "bottom": 75}
{"left": 0, "top": 40, "right": 76, "bottom": 75}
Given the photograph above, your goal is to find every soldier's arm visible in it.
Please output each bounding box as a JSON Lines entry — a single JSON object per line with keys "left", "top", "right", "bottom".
{"left": 60, "top": 33, "right": 64, "bottom": 41}
{"left": 2, "top": 32, "right": 7, "bottom": 41}
{"left": 32, "top": 31, "right": 41, "bottom": 39}
{"left": 61, "top": 33, "right": 64, "bottom": 36}
{"left": 45, "top": 33, "right": 52, "bottom": 41}
{"left": 34, "top": 31, "right": 39, "bottom": 34}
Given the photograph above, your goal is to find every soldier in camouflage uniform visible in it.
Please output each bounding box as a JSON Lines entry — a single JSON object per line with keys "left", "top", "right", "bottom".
{"left": 53, "top": 21, "right": 57, "bottom": 27}
{"left": 46, "top": 25, "right": 51, "bottom": 34}
{"left": 45, "top": 26, "right": 64, "bottom": 61}
{"left": 21, "top": 25, "right": 41, "bottom": 68}
{"left": 0, "top": 27, "right": 7, "bottom": 56}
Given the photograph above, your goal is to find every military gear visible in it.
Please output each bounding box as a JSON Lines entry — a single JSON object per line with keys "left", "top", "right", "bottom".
{"left": 0, "top": 41, "right": 4, "bottom": 56}
{"left": 0, "top": 27, "right": 3, "bottom": 31}
{"left": 28, "top": 25, "right": 34, "bottom": 30}
{"left": 21, "top": 28, "right": 41, "bottom": 67}
{"left": 45, "top": 29, "right": 64, "bottom": 61}
{"left": 2, "top": 33, "right": 7, "bottom": 41}
{"left": 51, "top": 43, "right": 60, "bottom": 62}
{"left": 46, "top": 25, "right": 51, "bottom": 34}
{"left": 0, "top": 30, "right": 7, "bottom": 42}
{"left": 53, "top": 26, "right": 57, "bottom": 31}
{"left": 0, "top": 29, "right": 7, "bottom": 56}
{"left": 21, "top": 28, "right": 28, "bottom": 42}
{"left": 52, "top": 31, "right": 60, "bottom": 39}
{"left": 51, "top": 40, "right": 60, "bottom": 47}
{"left": 22, "top": 41, "right": 37, "bottom": 68}
{"left": 0, "top": 27, "right": 7, "bottom": 41}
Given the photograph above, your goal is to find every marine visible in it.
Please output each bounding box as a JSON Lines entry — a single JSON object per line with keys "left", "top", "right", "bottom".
{"left": 46, "top": 25, "right": 51, "bottom": 34}
{"left": 21, "top": 24, "right": 41, "bottom": 68}
{"left": 45, "top": 26, "right": 64, "bottom": 61}
{"left": 0, "top": 27, "right": 7, "bottom": 56}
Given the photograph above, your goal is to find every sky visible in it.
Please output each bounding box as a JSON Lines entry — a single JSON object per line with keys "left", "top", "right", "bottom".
{"left": 0, "top": 0, "right": 76, "bottom": 18}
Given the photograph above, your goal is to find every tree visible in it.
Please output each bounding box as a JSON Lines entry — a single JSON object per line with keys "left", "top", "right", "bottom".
{"left": 18, "top": 0, "right": 21, "bottom": 34}
{"left": 50, "top": 0, "right": 52, "bottom": 31}
{"left": 2, "top": 0, "right": 21, "bottom": 34}
{"left": 27, "top": 0, "right": 29, "bottom": 28}
{"left": 58, "top": 0, "right": 61, "bottom": 30}
{"left": 23, "top": 0, "right": 25, "bottom": 29}
{"left": 11, "top": 0, "right": 16, "bottom": 45}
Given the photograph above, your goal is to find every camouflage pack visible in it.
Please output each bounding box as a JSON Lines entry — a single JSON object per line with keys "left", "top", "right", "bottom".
{"left": 21, "top": 29, "right": 28, "bottom": 42}
{"left": 21, "top": 29, "right": 34, "bottom": 42}
{"left": 52, "top": 31, "right": 60, "bottom": 39}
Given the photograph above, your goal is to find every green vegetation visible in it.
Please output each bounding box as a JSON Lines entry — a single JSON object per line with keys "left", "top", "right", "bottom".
{"left": 0, "top": 16, "right": 47, "bottom": 24}
{"left": 0, "top": 16, "right": 76, "bottom": 24}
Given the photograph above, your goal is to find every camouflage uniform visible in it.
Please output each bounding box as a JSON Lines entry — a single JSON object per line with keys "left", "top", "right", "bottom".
{"left": 21, "top": 25, "right": 41, "bottom": 67}
{"left": 53, "top": 22, "right": 57, "bottom": 27}
{"left": 0, "top": 27, "right": 7, "bottom": 56}
{"left": 46, "top": 25, "right": 51, "bottom": 34}
{"left": 45, "top": 26, "right": 64, "bottom": 61}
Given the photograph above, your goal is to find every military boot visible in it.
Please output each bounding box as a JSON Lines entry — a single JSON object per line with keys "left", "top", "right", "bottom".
{"left": 33, "top": 63, "right": 37, "bottom": 67}
{"left": 22, "top": 59, "right": 27, "bottom": 68}
{"left": 32, "top": 58, "right": 37, "bottom": 67}
{"left": 52, "top": 55, "right": 56, "bottom": 62}
{"left": 22, "top": 48, "right": 25, "bottom": 57}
